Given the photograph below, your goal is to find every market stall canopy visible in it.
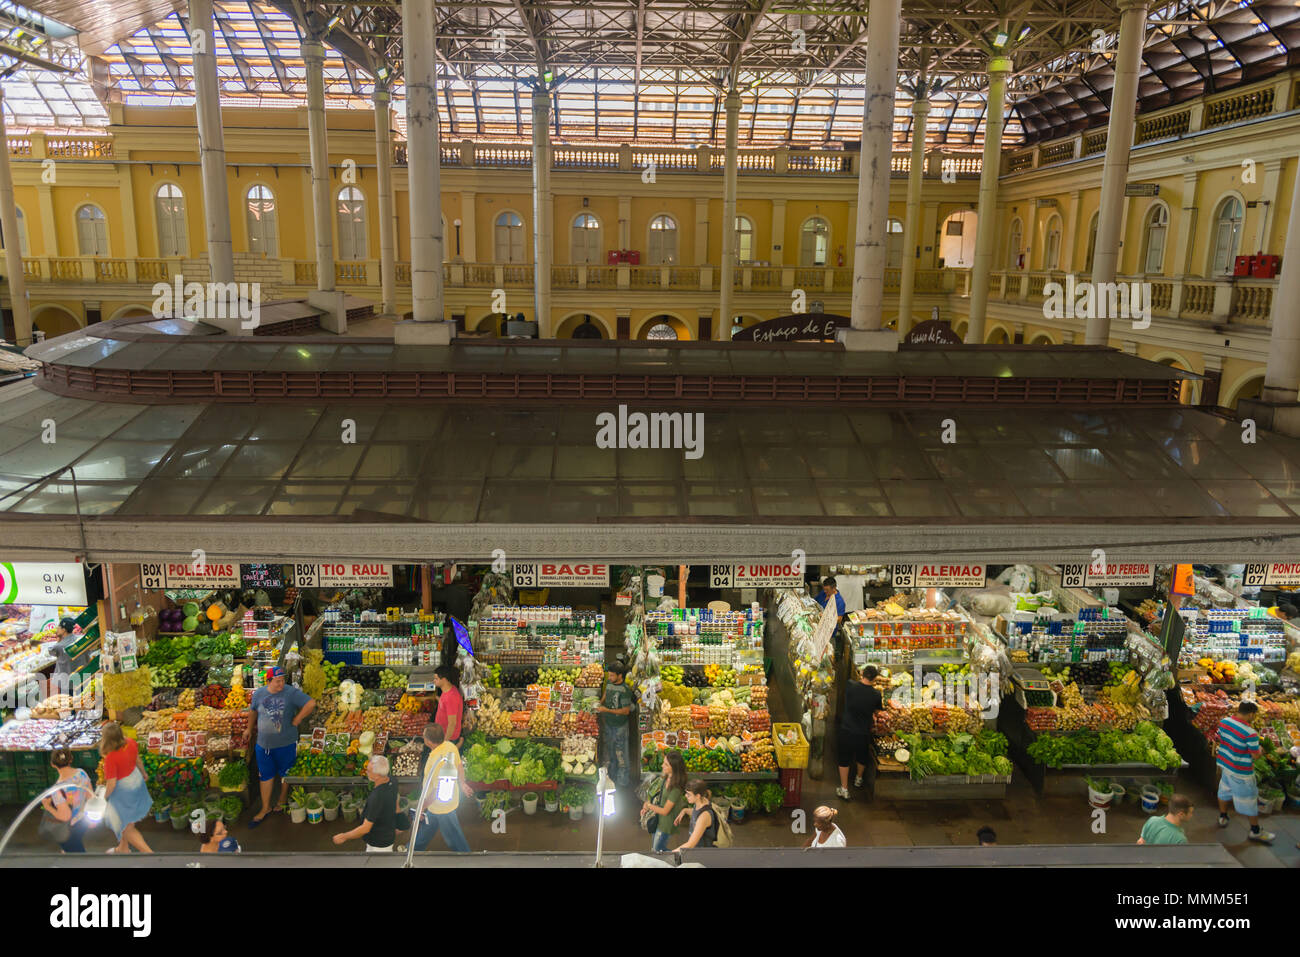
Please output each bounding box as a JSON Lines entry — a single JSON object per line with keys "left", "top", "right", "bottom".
{"left": 2, "top": 375, "right": 1298, "bottom": 564}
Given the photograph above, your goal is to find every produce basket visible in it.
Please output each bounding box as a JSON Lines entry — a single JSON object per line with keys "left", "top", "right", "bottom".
{"left": 772, "top": 723, "right": 809, "bottom": 769}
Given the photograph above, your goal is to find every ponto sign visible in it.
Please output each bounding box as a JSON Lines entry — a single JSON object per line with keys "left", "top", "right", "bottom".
{"left": 0, "top": 562, "right": 88, "bottom": 605}
{"left": 1243, "top": 563, "right": 1300, "bottom": 587}
{"left": 513, "top": 563, "right": 609, "bottom": 587}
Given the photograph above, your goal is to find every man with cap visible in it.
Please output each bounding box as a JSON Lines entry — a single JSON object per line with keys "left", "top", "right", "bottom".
{"left": 248, "top": 666, "right": 315, "bottom": 826}
{"left": 814, "top": 577, "right": 848, "bottom": 658}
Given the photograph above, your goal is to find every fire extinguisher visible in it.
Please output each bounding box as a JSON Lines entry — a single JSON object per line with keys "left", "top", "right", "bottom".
{"left": 836, "top": 247, "right": 844, "bottom": 268}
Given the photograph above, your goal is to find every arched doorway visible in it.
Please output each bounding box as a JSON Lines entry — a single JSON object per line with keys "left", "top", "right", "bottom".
{"left": 636, "top": 314, "right": 692, "bottom": 341}
{"left": 986, "top": 325, "right": 1010, "bottom": 345}
{"left": 939, "top": 210, "right": 976, "bottom": 268}
{"left": 109, "top": 305, "right": 154, "bottom": 323}
{"left": 1223, "top": 372, "right": 1264, "bottom": 411}
{"left": 556, "top": 313, "right": 611, "bottom": 339}
{"left": 1156, "top": 355, "right": 1200, "bottom": 405}
{"left": 953, "top": 319, "right": 968, "bottom": 339}
{"left": 469, "top": 313, "right": 503, "bottom": 338}
{"left": 32, "top": 305, "right": 82, "bottom": 339}
{"left": 1029, "top": 332, "right": 1054, "bottom": 346}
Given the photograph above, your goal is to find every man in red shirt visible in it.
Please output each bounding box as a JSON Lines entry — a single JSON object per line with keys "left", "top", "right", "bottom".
{"left": 433, "top": 665, "right": 464, "bottom": 748}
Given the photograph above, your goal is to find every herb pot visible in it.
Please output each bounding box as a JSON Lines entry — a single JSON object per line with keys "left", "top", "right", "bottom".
{"left": 522, "top": 792, "right": 539, "bottom": 815}
{"left": 731, "top": 800, "right": 746, "bottom": 823}
{"left": 342, "top": 804, "right": 359, "bottom": 823}
{"left": 323, "top": 804, "right": 339, "bottom": 822}
{"left": 582, "top": 799, "right": 596, "bottom": 815}
{"left": 290, "top": 804, "right": 307, "bottom": 824}
{"left": 1109, "top": 784, "right": 1126, "bottom": 805}
{"left": 153, "top": 803, "right": 170, "bottom": 823}
{"left": 544, "top": 796, "right": 559, "bottom": 813}
{"left": 1140, "top": 786, "right": 1160, "bottom": 813}
{"left": 1257, "top": 796, "right": 1274, "bottom": 816}
{"left": 169, "top": 808, "right": 189, "bottom": 831}
{"left": 567, "top": 806, "right": 584, "bottom": 821}
{"left": 306, "top": 802, "right": 324, "bottom": 824}
{"left": 1087, "top": 783, "right": 1113, "bottom": 809}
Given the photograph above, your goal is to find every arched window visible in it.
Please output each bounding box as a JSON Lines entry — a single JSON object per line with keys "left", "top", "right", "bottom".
{"left": 1140, "top": 203, "right": 1168, "bottom": 274}
{"left": 648, "top": 214, "right": 678, "bottom": 265}
{"left": 571, "top": 213, "right": 601, "bottom": 264}
{"left": 245, "top": 184, "right": 278, "bottom": 256}
{"left": 799, "top": 217, "right": 829, "bottom": 266}
{"left": 1210, "top": 196, "right": 1243, "bottom": 276}
{"left": 336, "top": 186, "right": 367, "bottom": 261}
{"left": 495, "top": 211, "right": 524, "bottom": 262}
{"left": 886, "top": 218, "right": 904, "bottom": 268}
{"left": 646, "top": 321, "right": 677, "bottom": 340}
{"left": 1, "top": 206, "right": 27, "bottom": 255}
{"left": 76, "top": 204, "right": 108, "bottom": 256}
{"left": 1044, "top": 214, "right": 1062, "bottom": 271}
{"left": 735, "top": 215, "right": 754, "bottom": 263}
{"left": 155, "top": 184, "right": 187, "bottom": 257}
{"left": 1084, "top": 212, "right": 1100, "bottom": 273}
{"left": 1007, "top": 217, "right": 1023, "bottom": 269}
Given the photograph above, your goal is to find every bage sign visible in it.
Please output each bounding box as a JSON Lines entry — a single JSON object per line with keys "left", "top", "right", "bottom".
{"left": 513, "top": 563, "right": 610, "bottom": 587}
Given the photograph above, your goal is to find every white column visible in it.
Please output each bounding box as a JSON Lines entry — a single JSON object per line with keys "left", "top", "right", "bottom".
{"left": 719, "top": 90, "right": 740, "bottom": 331}
{"left": 693, "top": 198, "right": 709, "bottom": 267}
{"left": 1255, "top": 160, "right": 1283, "bottom": 253}
{"left": 1061, "top": 190, "right": 1081, "bottom": 272}
{"left": 190, "top": 0, "right": 234, "bottom": 287}
{"left": 1263, "top": 158, "right": 1300, "bottom": 403}
{"left": 373, "top": 83, "right": 397, "bottom": 315}
{"left": 0, "top": 89, "right": 31, "bottom": 346}
{"left": 964, "top": 56, "right": 1011, "bottom": 343}
{"left": 531, "top": 90, "right": 553, "bottom": 333}
{"left": 302, "top": 41, "right": 335, "bottom": 293}
{"left": 1087, "top": 0, "right": 1150, "bottom": 344}
{"left": 841, "top": 0, "right": 901, "bottom": 350}
{"left": 897, "top": 98, "right": 929, "bottom": 331}
{"left": 398, "top": 0, "right": 447, "bottom": 338}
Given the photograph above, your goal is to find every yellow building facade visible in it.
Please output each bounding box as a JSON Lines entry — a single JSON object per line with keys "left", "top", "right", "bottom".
{"left": 2, "top": 70, "right": 1296, "bottom": 408}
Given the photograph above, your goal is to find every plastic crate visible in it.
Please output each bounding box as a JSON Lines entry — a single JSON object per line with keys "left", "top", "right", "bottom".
{"left": 324, "top": 650, "right": 362, "bottom": 666}
{"left": 0, "top": 781, "right": 19, "bottom": 804}
{"left": 0, "top": 752, "right": 13, "bottom": 774}
{"left": 772, "top": 722, "right": 809, "bottom": 769}
{"left": 19, "top": 780, "right": 48, "bottom": 803}
{"left": 71, "top": 749, "right": 100, "bottom": 773}
{"left": 779, "top": 768, "right": 802, "bottom": 807}
{"left": 15, "top": 751, "right": 45, "bottom": 772}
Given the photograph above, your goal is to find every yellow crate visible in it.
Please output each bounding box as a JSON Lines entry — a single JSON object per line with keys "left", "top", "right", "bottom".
{"left": 772, "top": 722, "right": 809, "bottom": 769}
{"left": 517, "top": 589, "right": 550, "bottom": 606}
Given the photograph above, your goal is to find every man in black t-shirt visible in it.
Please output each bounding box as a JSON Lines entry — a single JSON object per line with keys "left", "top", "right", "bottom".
{"left": 836, "top": 664, "right": 883, "bottom": 801}
{"left": 332, "top": 755, "right": 398, "bottom": 852}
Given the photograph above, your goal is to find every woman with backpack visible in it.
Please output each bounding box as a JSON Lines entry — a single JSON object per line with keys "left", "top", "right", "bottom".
{"left": 640, "top": 750, "right": 687, "bottom": 853}
{"left": 673, "top": 779, "right": 722, "bottom": 850}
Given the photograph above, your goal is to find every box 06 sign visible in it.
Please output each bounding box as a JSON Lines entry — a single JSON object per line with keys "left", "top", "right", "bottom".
{"left": 1243, "top": 563, "right": 1300, "bottom": 586}
{"left": 1058, "top": 561, "right": 1155, "bottom": 588}
{"left": 513, "top": 563, "right": 610, "bottom": 587}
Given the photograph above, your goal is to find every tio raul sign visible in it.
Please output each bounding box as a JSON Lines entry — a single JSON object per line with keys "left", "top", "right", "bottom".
{"left": 292, "top": 563, "right": 393, "bottom": 588}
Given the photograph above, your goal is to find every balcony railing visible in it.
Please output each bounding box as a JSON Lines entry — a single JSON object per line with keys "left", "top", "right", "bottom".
{"left": 1007, "top": 73, "right": 1297, "bottom": 174}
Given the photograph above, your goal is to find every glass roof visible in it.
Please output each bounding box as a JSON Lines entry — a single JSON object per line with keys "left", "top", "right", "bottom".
{"left": 26, "top": 337, "right": 1195, "bottom": 381}
{"left": 0, "top": 381, "right": 1294, "bottom": 524}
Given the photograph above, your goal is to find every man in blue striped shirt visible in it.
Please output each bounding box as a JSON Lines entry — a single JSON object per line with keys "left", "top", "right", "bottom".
{"left": 1214, "top": 701, "right": 1273, "bottom": 844}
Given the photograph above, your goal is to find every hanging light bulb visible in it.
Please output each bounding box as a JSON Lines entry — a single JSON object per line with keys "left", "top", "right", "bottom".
{"left": 597, "top": 767, "right": 616, "bottom": 817}
{"left": 85, "top": 786, "right": 107, "bottom": 823}
{"left": 435, "top": 754, "right": 458, "bottom": 803}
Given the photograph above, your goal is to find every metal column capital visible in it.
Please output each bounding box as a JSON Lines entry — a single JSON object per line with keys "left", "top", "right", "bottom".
{"left": 911, "top": 98, "right": 931, "bottom": 117}
{"left": 300, "top": 39, "right": 325, "bottom": 62}
{"left": 987, "top": 56, "right": 1013, "bottom": 76}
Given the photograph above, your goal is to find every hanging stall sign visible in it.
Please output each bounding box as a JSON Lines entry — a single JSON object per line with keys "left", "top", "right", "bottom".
{"left": 1058, "top": 561, "right": 1155, "bottom": 588}
{"left": 0, "top": 562, "right": 88, "bottom": 605}
{"left": 241, "top": 563, "right": 285, "bottom": 590}
{"left": 707, "top": 563, "right": 806, "bottom": 589}
{"left": 890, "top": 564, "right": 987, "bottom": 588}
{"left": 730, "top": 313, "right": 847, "bottom": 343}
{"left": 138, "top": 561, "right": 240, "bottom": 590}
{"left": 1242, "top": 562, "right": 1300, "bottom": 587}
{"left": 292, "top": 563, "right": 393, "bottom": 588}
{"left": 512, "top": 563, "right": 610, "bottom": 588}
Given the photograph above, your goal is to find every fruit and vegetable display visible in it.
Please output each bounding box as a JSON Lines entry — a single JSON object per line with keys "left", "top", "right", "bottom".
{"left": 103, "top": 667, "right": 154, "bottom": 711}
{"left": 890, "top": 731, "right": 1013, "bottom": 781}
{"left": 463, "top": 734, "right": 563, "bottom": 788}
{"left": 1025, "top": 721, "right": 1182, "bottom": 770}
{"left": 142, "top": 752, "right": 206, "bottom": 801}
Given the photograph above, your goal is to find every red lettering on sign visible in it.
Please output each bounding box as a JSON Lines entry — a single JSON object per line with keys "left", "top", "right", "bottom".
{"left": 1275, "top": 563, "right": 1300, "bottom": 575}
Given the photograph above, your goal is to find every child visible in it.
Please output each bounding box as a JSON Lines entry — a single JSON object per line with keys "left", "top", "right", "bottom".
{"left": 595, "top": 663, "right": 632, "bottom": 788}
